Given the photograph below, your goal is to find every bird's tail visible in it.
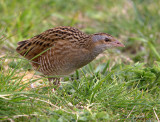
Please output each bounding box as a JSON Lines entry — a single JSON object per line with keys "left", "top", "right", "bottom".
{"left": 16, "top": 40, "right": 34, "bottom": 60}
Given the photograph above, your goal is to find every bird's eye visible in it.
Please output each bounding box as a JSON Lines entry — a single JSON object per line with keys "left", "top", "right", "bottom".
{"left": 105, "top": 38, "right": 110, "bottom": 42}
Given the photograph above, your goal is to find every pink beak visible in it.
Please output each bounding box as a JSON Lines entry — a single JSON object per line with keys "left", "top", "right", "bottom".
{"left": 112, "top": 40, "right": 125, "bottom": 47}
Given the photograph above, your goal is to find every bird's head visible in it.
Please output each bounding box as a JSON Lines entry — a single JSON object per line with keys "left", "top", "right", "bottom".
{"left": 90, "top": 33, "right": 124, "bottom": 54}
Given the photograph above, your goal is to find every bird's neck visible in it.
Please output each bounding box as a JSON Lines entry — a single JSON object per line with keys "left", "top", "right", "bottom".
{"left": 88, "top": 43, "right": 107, "bottom": 59}
{"left": 86, "top": 35, "right": 107, "bottom": 58}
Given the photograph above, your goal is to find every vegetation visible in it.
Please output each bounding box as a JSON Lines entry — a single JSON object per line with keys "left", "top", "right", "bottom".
{"left": 0, "top": 0, "right": 160, "bottom": 121}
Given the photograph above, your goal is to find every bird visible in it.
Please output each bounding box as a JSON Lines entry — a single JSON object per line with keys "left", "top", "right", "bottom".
{"left": 16, "top": 26, "right": 124, "bottom": 87}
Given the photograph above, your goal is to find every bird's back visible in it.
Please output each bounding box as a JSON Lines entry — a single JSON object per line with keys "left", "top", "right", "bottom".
{"left": 16, "top": 26, "right": 91, "bottom": 75}
{"left": 16, "top": 26, "right": 86, "bottom": 59}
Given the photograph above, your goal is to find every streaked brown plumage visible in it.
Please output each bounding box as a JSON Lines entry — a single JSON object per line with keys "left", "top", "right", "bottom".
{"left": 16, "top": 26, "right": 124, "bottom": 87}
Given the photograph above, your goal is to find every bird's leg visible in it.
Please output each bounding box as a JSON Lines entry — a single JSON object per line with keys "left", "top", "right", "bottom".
{"left": 48, "top": 77, "right": 61, "bottom": 90}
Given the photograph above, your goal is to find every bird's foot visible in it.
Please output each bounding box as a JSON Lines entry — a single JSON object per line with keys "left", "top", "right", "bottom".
{"left": 48, "top": 77, "right": 61, "bottom": 91}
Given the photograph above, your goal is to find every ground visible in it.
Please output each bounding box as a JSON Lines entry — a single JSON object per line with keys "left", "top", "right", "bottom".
{"left": 0, "top": 0, "right": 160, "bottom": 121}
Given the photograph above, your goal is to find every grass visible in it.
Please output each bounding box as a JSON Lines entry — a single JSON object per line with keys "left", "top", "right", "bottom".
{"left": 0, "top": 0, "right": 160, "bottom": 121}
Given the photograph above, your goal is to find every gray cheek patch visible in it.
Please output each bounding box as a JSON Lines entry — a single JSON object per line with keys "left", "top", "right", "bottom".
{"left": 92, "top": 35, "right": 106, "bottom": 42}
